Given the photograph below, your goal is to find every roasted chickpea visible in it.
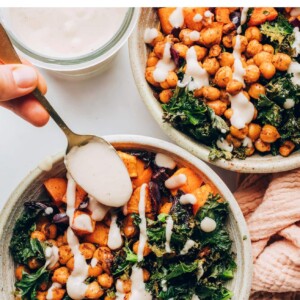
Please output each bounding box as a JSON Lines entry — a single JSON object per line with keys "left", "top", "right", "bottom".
{"left": 179, "top": 29, "right": 195, "bottom": 46}
{"left": 172, "top": 43, "right": 189, "bottom": 58}
{"left": 166, "top": 71, "right": 178, "bottom": 88}
{"left": 122, "top": 280, "right": 132, "bottom": 293}
{"left": 226, "top": 134, "right": 242, "bottom": 148}
{"left": 224, "top": 108, "right": 233, "bottom": 119}
{"left": 248, "top": 123, "right": 262, "bottom": 141}
{"left": 153, "top": 41, "right": 167, "bottom": 59}
{"left": 194, "top": 87, "right": 204, "bottom": 98}
{"left": 200, "top": 24, "right": 223, "bottom": 47}
{"left": 79, "top": 243, "right": 96, "bottom": 260}
{"left": 50, "top": 288, "right": 66, "bottom": 300}
{"left": 209, "top": 44, "right": 222, "bottom": 57}
{"left": 232, "top": 35, "right": 248, "bottom": 53}
{"left": 245, "top": 26, "right": 262, "bottom": 42}
{"left": 222, "top": 34, "right": 234, "bottom": 48}
{"left": 146, "top": 55, "right": 159, "bottom": 67}
{"left": 202, "top": 86, "right": 221, "bottom": 101}
{"left": 193, "top": 45, "right": 208, "bottom": 61}
{"left": 159, "top": 89, "right": 173, "bottom": 103}
{"left": 123, "top": 215, "right": 138, "bottom": 238}
{"left": 59, "top": 245, "right": 73, "bottom": 265}
{"left": 246, "top": 58, "right": 255, "bottom": 66}
{"left": 36, "top": 291, "right": 47, "bottom": 300}
{"left": 214, "top": 66, "right": 233, "bottom": 88}
{"left": 28, "top": 258, "right": 43, "bottom": 270}
{"left": 160, "top": 79, "right": 170, "bottom": 89}
{"left": 219, "top": 89, "right": 230, "bottom": 104}
{"left": 253, "top": 107, "right": 258, "bottom": 120}
{"left": 253, "top": 51, "right": 273, "bottom": 66}
{"left": 244, "top": 64, "right": 260, "bottom": 84}
{"left": 279, "top": 141, "right": 295, "bottom": 157}
{"left": 133, "top": 241, "right": 152, "bottom": 256}
{"left": 230, "top": 125, "right": 249, "bottom": 139}
{"left": 206, "top": 100, "right": 227, "bottom": 116}
{"left": 245, "top": 146, "right": 255, "bottom": 156}
{"left": 145, "top": 67, "right": 160, "bottom": 87}
{"left": 89, "top": 263, "right": 103, "bottom": 277}
{"left": 222, "top": 22, "right": 236, "bottom": 34}
{"left": 31, "top": 231, "right": 46, "bottom": 242}
{"left": 272, "top": 53, "right": 292, "bottom": 71}
{"left": 41, "top": 223, "right": 58, "bottom": 239}
{"left": 93, "top": 247, "right": 114, "bottom": 274}
{"left": 262, "top": 44, "right": 274, "bottom": 54}
{"left": 85, "top": 282, "right": 104, "bottom": 299}
{"left": 97, "top": 273, "right": 114, "bottom": 289}
{"left": 56, "top": 234, "right": 68, "bottom": 247}
{"left": 255, "top": 139, "right": 271, "bottom": 152}
{"left": 248, "top": 83, "right": 266, "bottom": 99}
{"left": 202, "top": 57, "right": 220, "bottom": 75}
{"left": 148, "top": 31, "right": 164, "bottom": 47}
{"left": 52, "top": 267, "right": 70, "bottom": 285}
{"left": 260, "top": 125, "right": 280, "bottom": 143}
{"left": 246, "top": 40, "right": 263, "bottom": 57}
{"left": 143, "top": 269, "right": 151, "bottom": 282}
{"left": 259, "top": 62, "right": 276, "bottom": 79}
{"left": 218, "top": 52, "right": 234, "bottom": 67}
{"left": 226, "top": 79, "right": 243, "bottom": 95}
{"left": 15, "top": 265, "right": 28, "bottom": 281}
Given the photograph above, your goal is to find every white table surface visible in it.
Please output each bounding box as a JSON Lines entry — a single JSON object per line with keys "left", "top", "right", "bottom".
{"left": 0, "top": 43, "right": 238, "bottom": 212}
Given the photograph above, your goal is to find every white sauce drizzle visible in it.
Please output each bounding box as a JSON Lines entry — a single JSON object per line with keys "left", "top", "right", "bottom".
{"left": 130, "top": 265, "right": 153, "bottom": 300}
{"left": 232, "top": 35, "right": 246, "bottom": 85}
{"left": 238, "top": 7, "right": 249, "bottom": 34}
{"left": 46, "top": 282, "right": 62, "bottom": 300}
{"left": 189, "top": 30, "right": 200, "bottom": 41}
{"left": 66, "top": 173, "right": 77, "bottom": 224}
{"left": 242, "top": 136, "right": 253, "bottom": 148}
{"left": 197, "top": 261, "right": 205, "bottom": 280}
{"left": 200, "top": 217, "right": 217, "bottom": 232}
{"left": 177, "top": 46, "right": 209, "bottom": 91}
{"left": 161, "top": 279, "right": 168, "bottom": 292}
{"left": 115, "top": 279, "right": 125, "bottom": 299}
{"left": 288, "top": 61, "right": 300, "bottom": 85}
{"left": 45, "top": 246, "right": 59, "bottom": 269}
{"left": 88, "top": 195, "right": 110, "bottom": 221}
{"left": 180, "top": 239, "right": 196, "bottom": 255}
{"left": 230, "top": 92, "right": 255, "bottom": 129}
{"left": 108, "top": 213, "right": 123, "bottom": 250}
{"left": 153, "top": 42, "right": 176, "bottom": 82}
{"left": 292, "top": 27, "right": 300, "bottom": 57}
{"left": 216, "top": 138, "right": 233, "bottom": 152}
{"left": 90, "top": 257, "right": 98, "bottom": 268}
{"left": 137, "top": 183, "right": 148, "bottom": 262}
{"left": 165, "top": 174, "right": 187, "bottom": 189}
{"left": 204, "top": 10, "right": 214, "bottom": 18}
{"left": 193, "top": 13, "right": 203, "bottom": 22}
{"left": 291, "top": 8, "right": 300, "bottom": 17}
{"left": 179, "top": 193, "right": 196, "bottom": 205}
{"left": 169, "top": 7, "right": 184, "bottom": 28}
{"left": 144, "top": 27, "right": 158, "bottom": 44}
{"left": 45, "top": 207, "right": 54, "bottom": 215}
{"left": 72, "top": 214, "right": 93, "bottom": 233}
{"left": 165, "top": 216, "right": 174, "bottom": 253}
{"left": 38, "top": 155, "right": 53, "bottom": 171}
{"left": 283, "top": 98, "right": 295, "bottom": 109}
{"left": 192, "top": 295, "right": 200, "bottom": 300}
{"left": 155, "top": 153, "right": 176, "bottom": 169}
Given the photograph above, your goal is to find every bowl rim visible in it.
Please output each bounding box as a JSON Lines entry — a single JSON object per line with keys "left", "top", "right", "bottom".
{"left": 128, "top": 7, "right": 300, "bottom": 173}
{"left": 0, "top": 134, "right": 252, "bottom": 299}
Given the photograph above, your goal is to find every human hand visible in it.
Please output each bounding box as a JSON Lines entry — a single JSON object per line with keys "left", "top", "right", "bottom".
{"left": 0, "top": 63, "right": 49, "bottom": 126}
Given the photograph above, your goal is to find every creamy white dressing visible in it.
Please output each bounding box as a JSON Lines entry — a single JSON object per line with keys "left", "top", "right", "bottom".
{"left": 192, "top": 295, "right": 200, "bottom": 300}
{"left": 189, "top": 30, "right": 200, "bottom": 41}
{"left": 169, "top": 7, "right": 184, "bottom": 28}
{"left": 137, "top": 184, "right": 148, "bottom": 262}
{"left": 292, "top": 27, "right": 300, "bottom": 57}
{"left": 90, "top": 257, "right": 98, "bottom": 268}
{"left": 204, "top": 10, "right": 214, "bottom": 18}
{"left": 230, "top": 92, "right": 255, "bottom": 129}
{"left": 165, "top": 174, "right": 187, "bottom": 189}
{"left": 88, "top": 196, "right": 110, "bottom": 221}
{"left": 115, "top": 279, "right": 125, "bottom": 300}
{"left": 193, "top": 13, "right": 203, "bottom": 22}
{"left": 45, "top": 207, "right": 54, "bottom": 215}
{"left": 291, "top": 8, "right": 300, "bottom": 17}
{"left": 108, "top": 213, "right": 123, "bottom": 250}
{"left": 165, "top": 216, "right": 174, "bottom": 253}
{"left": 155, "top": 153, "right": 176, "bottom": 169}
{"left": 178, "top": 46, "right": 209, "bottom": 91}
{"left": 38, "top": 156, "right": 53, "bottom": 172}
{"left": 238, "top": 7, "right": 249, "bottom": 34}
{"left": 197, "top": 261, "right": 205, "bottom": 280}
{"left": 72, "top": 214, "right": 93, "bottom": 233}
{"left": 45, "top": 246, "right": 59, "bottom": 269}
{"left": 66, "top": 173, "right": 77, "bottom": 224}
{"left": 200, "top": 217, "right": 217, "bottom": 232}
{"left": 144, "top": 27, "right": 159, "bottom": 44}
{"left": 232, "top": 35, "right": 246, "bottom": 85}
{"left": 216, "top": 138, "right": 233, "bottom": 153}
{"left": 179, "top": 193, "right": 197, "bottom": 205}
{"left": 66, "top": 227, "right": 89, "bottom": 300}
{"left": 6, "top": 8, "right": 128, "bottom": 58}
{"left": 153, "top": 42, "right": 176, "bottom": 82}
{"left": 283, "top": 98, "right": 295, "bottom": 109}
{"left": 65, "top": 139, "right": 132, "bottom": 208}
{"left": 180, "top": 239, "right": 196, "bottom": 255}
{"left": 288, "top": 61, "right": 300, "bottom": 85}
{"left": 161, "top": 279, "right": 168, "bottom": 292}
{"left": 130, "top": 265, "right": 153, "bottom": 300}
{"left": 46, "top": 282, "right": 62, "bottom": 300}
{"left": 242, "top": 136, "right": 253, "bottom": 148}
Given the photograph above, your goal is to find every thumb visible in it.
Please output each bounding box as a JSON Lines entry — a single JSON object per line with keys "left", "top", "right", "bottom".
{"left": 0, "top": 64, "right": 38, "bottom": 101}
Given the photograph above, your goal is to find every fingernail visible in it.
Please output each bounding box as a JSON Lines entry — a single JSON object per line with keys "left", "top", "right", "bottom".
{"left": 12, "top": 65, "right": 38, "bottom": 88}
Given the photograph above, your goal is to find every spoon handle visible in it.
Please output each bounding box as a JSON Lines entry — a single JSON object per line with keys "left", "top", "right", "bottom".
{"left": 0, "top": 23, "right": 74, "bottom": 137}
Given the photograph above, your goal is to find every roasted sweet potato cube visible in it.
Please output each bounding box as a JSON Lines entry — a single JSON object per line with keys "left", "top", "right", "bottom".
{"left": 72, "top": 211, "right": 95, "bottom": 235}
{"left": 199, "top": 22, "right": 223, "bottom": 47}
{"left": 127, "top": 185, "right": 152, "bottom": 215}
{"left": 117, "top": 151, "right": 138, "bottom": 178}
{"left": 215, "top": 8, "right": 231, "bottom": 24}
{"left": 192, "top": 184, "right": 214, "bottom": 215}
{"left": 170, "top": 168, "right": 203, "bottom": 196}
{"left": 248, "top": 8, "right": 278, "bottom": 26}
{"left": 132, "top": 159, "right": 152, "bottom": 189}
{"left": 84, "top": 222, "right": 109, "bottom": 246}
{"left": 122, "top": 214, "right": 138, "bottom": 238}
{"left": 158, "top": 7, "right": 178, "bottom": 34}
{"left": 159, "top": 202, "right": 173, "bottom": 214}
{"left": 44, "top": 178, "right": 67, "bottom": 205}
{"left": 183, "top": 8, "right": 207, "bottom": 31}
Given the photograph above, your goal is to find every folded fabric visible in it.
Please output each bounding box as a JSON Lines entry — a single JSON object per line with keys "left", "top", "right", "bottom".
{"left": 234, "top": 169, "right": 300, "bottom": 299}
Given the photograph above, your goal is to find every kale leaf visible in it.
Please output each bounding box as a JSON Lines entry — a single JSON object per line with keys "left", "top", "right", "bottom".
{"left": 208, "top": 147, "right": 233, "bottom": 161}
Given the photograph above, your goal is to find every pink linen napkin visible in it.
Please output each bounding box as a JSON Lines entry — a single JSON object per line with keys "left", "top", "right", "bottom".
{"left": 234, "top": 169, "right": 300, "bottom": 299}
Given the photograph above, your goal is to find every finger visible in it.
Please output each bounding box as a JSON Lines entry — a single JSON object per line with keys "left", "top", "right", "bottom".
{"left": 0, "top": 64, "right": 39, "bottom": 101}
{"left": 0, "top": 94, "right": 50, "bottom": 127}
{"left": 21, "top": 59, "right": 47, "bottom": 95}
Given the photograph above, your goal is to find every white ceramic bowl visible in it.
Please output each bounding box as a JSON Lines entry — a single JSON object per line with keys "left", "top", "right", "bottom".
{"left": 0, "top": 135, "right": 252, "bottom": 299}
{"left": 129, "top": 8, "right": 300, "bottom": 173}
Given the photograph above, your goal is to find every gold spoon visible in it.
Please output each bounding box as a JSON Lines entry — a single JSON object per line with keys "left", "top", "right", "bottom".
{"left": 0, "top": 23, "right": 133, "bottom": 207}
